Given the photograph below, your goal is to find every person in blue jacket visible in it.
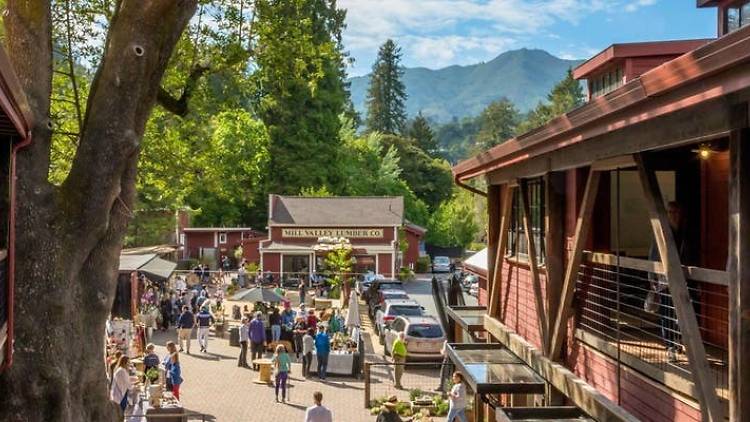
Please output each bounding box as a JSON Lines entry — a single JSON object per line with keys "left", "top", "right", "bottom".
{"left": 314, "top": 325, "right": 330, "bottom": 380}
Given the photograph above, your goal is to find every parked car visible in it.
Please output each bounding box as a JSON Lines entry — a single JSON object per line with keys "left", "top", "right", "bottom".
{"left": 356, "top": 272, "right": 384, "bottom": 297}
{"left": 375, "top": 299, "right": 424, "bottom": 341}
{"left": 383, "top": 316, "right": 446, "bottom": 361}
{"left": 432, "top": 256, "right": 451, "bottom": 273}
{"left": 364, "top": 278, "right": 403, "bottom": 302}
{"left": 368, "top": 288, "right": 409, "bottom": 318}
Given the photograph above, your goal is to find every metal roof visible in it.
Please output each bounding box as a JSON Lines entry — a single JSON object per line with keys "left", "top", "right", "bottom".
{"left": 118, "top": 253, "right": 177, "bottom": 281}
{"left": 269, "top": 195, "right": 404, "bottom": 227}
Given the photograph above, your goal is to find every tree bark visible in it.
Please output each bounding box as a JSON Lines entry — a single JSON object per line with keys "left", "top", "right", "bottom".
{"left": 0, "top": 1, "right": 197, "bottom": 421}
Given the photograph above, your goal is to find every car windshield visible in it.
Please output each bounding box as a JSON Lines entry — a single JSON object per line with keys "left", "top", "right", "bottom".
{"left": 408, "top": 324, "right": 443, "bottom": 338}
{"left": 389, "top": 306, "right": 422, "bottom": 316}
{"left": 434, "top": 257, "right": 449, "bottom": 264}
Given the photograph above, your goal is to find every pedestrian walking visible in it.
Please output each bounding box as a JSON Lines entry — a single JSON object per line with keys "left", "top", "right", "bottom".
{"left": 238, "top": 263, "right": 247, "bottom": 288}
{"left": 196, "top": 306, "right": 215, "bottom": 353}
{"left": 238, "top": 317, "right": 250, "bottom": 368}
{"left": 293, "top": 316, "right": 307, "bottom": 359}
{"left": 302, "top": 328, "right": 315, "bottom": 377}
{"left": 304, "top": 391, "right": 333, "bottom": 422}
{"left": 110, "top": 356, "right": 132, "bottom": 412}
{"left": 162, "top": 341, "right": 177, "bottom": 392}
{"left": 446, "top": 371, "right": 468, "bottom": 422}
{"left": 314, "top": 325, "right": 330, "bottom": 380}
{"left": 160, "top": 295, "right": 172, "bottom": 331}
{"left": 299, "top": 277, "right": 307, "bottom": 306}
{"left": 270, "top": 307, "right": 282, "bottom": 343}
{"left": 249, "top": 311, "right": 267, "bottom": 370}
{"left": 168, "top": 352, "right": 183, "bottom": 400}
{"left": 272, "top": 344, "right": 292, "bottom": 403}
{"left": 176, "top": 306, "right": 195, "bottom": 354}
{"left": 391, "top": 331, "right": 407, "bottom": 389}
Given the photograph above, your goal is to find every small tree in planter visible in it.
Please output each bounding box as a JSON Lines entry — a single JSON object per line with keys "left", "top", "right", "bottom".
{"left": 315, "top": 237, "right": 354, "bottom": 304}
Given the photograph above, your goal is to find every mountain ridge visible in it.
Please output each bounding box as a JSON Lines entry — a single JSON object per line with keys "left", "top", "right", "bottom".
{"left": 348, "top": 48, "right": 583, "bottom": 124}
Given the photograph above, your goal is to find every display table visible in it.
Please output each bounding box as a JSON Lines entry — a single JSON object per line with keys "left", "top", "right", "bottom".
{"left": 310, "top": 351, "right": 360, "bottom": 376}
{"left": 252, "top": 358, "right": 274, "bottom": 384}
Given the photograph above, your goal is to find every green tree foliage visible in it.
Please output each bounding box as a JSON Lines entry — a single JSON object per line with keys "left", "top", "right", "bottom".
{"left": 426, "top": 189, "right": 480, "bottom": 248}
{"left": 254, "top": 0, "right": 349, "bottom": 195}
{"left": 474, "top": 98, "right": 520, "bottom": 151}
{"left": 434, "top": 116, "right": 481, "bottom": 164}
{"left": 379, "top": 135, "right": 453, "bottom": 211}
{"left": 365, "top": 39, "right": 407, "bottom": 134}
{"left": 406, "top": 112, "right": 438, "bottom": 156}
{"left": 516, "top": 69, "right": 585, "bottom": 134}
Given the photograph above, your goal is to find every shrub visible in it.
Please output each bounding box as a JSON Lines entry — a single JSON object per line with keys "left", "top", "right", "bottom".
{"left": 416, "top": 256, "right": 431, "bottom": 273}
{"left": 409, "top": 388, "right": 425, "bottom": 402}
{"left": 398, "top": 267, "right": 415, "bottom": 281}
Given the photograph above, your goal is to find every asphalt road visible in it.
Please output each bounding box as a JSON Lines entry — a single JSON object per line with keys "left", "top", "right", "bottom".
{"left": 403, "top": 273, "right": 478, "bottom": 320}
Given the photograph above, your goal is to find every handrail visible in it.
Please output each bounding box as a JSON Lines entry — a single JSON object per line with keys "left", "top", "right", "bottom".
{"left": 582, "top": 251, "right": 729, "bottom": 286}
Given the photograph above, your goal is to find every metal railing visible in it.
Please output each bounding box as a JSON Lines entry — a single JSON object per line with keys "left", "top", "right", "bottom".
{"left": 363, "top": 361, "right": 450, "bottom": 408}
{"left": 574, "top": 254, "right": 728, "bottom": 400}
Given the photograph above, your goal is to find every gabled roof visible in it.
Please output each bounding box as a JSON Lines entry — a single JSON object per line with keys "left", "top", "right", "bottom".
{"left": 269, "top": 195, "right": 404, "bottom": 227}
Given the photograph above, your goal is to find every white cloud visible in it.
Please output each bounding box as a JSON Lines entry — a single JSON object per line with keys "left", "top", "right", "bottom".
{"left": 339, "top": 0, "right": 657, "bottom": 74}
{"left": 625, "top": 0, "right": 658, "bottom": 12}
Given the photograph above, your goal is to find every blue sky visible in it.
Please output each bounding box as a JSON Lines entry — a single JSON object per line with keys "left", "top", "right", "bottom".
{"left": 340, "top": 0, "right": 718, "bottom": 76}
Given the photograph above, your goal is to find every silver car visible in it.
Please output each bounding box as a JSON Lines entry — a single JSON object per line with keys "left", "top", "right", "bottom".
{"left": 383, "top": 316, "right": 446, "bottom": 361}
{"left": 375, "top": 299, "right": 424, "bottom": 342}
{"left": 432, "top": 256, "right": 451, "bottom": 273}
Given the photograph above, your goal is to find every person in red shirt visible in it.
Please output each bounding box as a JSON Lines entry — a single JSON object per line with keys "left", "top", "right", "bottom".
{"left": 306, "top": 309, "right": 318, "bottom": 328}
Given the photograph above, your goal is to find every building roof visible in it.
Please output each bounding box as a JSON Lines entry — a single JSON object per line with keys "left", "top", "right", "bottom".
{"left": 121, "top": 244, "right": 178, "bottom": 256}
{"left": 269, "top": 195, "right": 404, "bottom": 227}
{"left": 183, "top": 227, "right": 257, "bottom": 232}
{"left": 0, "top": 44, "right": 33, "bottom": 138}
{"left": 573, "top": 39, "right": 713, "bottom": 80}
{"left": 453, "top": 25, "right": 750, "bottom": 182}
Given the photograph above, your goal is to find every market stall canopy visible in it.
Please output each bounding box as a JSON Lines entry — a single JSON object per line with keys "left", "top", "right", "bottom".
{"left": 118, "top": 253, "right": 177, "bottom": 282}
{"left": 231, "top": 287, "right": 284, "bottom": 303}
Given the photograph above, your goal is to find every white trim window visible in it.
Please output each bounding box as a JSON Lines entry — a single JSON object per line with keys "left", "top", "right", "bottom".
{"left": 219, "top": 232, "right": 228, "bottom": 244}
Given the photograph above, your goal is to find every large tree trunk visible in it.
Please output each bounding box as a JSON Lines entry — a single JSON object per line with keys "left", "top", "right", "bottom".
{"left": 0, "top": 1, "right": 197, "bottom": 421}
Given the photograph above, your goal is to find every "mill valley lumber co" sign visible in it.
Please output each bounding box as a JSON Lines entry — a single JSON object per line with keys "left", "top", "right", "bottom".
{"left": 281, "top": 228, "right": 385, "bottom": 239}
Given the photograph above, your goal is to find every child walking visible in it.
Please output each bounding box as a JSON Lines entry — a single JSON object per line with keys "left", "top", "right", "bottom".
{"left": 272, "top": 344, "right": 292, "bottom": 403}
{"left": 447, "top": 371, "right": 468, "bottom": 422}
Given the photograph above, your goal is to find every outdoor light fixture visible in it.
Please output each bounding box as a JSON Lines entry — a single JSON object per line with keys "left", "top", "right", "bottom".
{"left": 694, "top": 144, "right": 713, "bottom": 160}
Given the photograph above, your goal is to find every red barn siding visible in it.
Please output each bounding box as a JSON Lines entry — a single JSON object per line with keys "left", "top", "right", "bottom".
{"left": 404, "top": 229, "right": 422, "bottom": 269}
{"left": 378, "top": 254, "right": 393, "bottom": 277}
{"left": 263, "top": 253, "right": 281, "bottom": 273}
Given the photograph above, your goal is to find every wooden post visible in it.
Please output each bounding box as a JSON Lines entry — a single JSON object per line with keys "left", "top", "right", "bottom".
{"left": 729, "top": 127, "right": 750, "bottom": 422}
{"left": 364, "top": 362, "right": 371, "bottom": 408}
{"left": 549, "top": 169, "right": 601, "bottom": 360}
{"left": 520, "top": 179, "right": 549, "bottom": 354}
{"left": 635, "top": 153, "right": 723, "bottom": 422}
{"left": 545, "top": 172, "right": 566, "bottom": 348}
{"left": 489, "top": 185, "right": 514, "bottom": 318}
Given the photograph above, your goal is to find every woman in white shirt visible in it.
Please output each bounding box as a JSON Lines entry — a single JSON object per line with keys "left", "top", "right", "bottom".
{"left": 110, "top": 355, "right": 132, "bottom": 412}
{"left": 447, "top": 371, "right": 468, "bottom": 422}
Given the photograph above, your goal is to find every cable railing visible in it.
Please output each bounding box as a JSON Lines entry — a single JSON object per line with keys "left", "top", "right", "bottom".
{"left": 574, "top": 252, "right": 728, "bottom": 400}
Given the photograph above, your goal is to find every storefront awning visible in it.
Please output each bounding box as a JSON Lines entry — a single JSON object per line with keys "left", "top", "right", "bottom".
{"left": 118, "top": 253, "right": 177, "bottom": 282}
{"left": 446, "top": 306, "right": 487, "bottom": 332}
{"left": 261, "top": 242, "right": 395, "bottom": 254}
{"left": 447, "top": 343, "right": 546, "bottom": 395}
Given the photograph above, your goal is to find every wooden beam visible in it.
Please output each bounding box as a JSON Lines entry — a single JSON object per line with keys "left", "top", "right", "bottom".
{"left": 728, "top": 127, "right": 750, "bottom": 422}
{"left": 484, "top": 316, "right": 640, "bottom": 422}
{"left": 635, "top": 153, "right": 723, "bottom": 422}
{"left": 489, "top": 185, "right": 514, "bottom": 318}
{"left": 520, "top": 179, "right": 549, "bottom": 354}
{"left": 545, "top": 172, "right": 566, "bottom": 350}
{"left": 487, "top": 184, "right": 501, "bottom": 308}
{"left": 550, "top": 169, "right": 601, "bottom": 360}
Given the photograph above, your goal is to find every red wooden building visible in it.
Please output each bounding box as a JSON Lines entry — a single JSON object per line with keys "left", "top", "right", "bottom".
{"left": 0, "top": 46, "right": 33, "bottom": 371}
{"left": 259, "top": 195, "right": 425, "bottom": 278}
{"left": 179, "top": 227, "right": 265, "bottom": 267}
{"left": 451, "top": 2, "right": 750, "bottom": 421}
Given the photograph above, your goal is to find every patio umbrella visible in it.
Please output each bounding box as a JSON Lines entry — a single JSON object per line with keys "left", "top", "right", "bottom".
{"left": 345, "top": 292, "right": 360, "bottom": 328}
{"left": 231, "top": 287, "right": 284, "bottom": 303}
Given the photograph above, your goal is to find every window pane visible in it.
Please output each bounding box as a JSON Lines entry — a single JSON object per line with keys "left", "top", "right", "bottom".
{"left": 743, "top": 3, "right": 750, "bottom": 27}
{"left": 728, "top": 7, "right": 740, "bottom": 32}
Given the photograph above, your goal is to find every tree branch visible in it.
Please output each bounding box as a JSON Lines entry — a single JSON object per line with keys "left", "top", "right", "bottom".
{"left": 156, "top": 63, "right": 209, "bottom": 117}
